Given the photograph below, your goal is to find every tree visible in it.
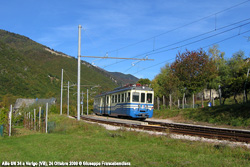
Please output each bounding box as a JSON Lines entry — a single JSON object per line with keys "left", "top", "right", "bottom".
{"left": 151, "top": 64, "right": 181, "bottom": 107}
{"left": 208, "top": 45, "right": 226, "bottom": 100}
{"left": 137, "top": 78, "right": 151, "bottom": 86}
{"left": 226, "top": 51, "right": 249, "bottom": 103}
{"left": 171, "top": 49, "right": 217, "bottom": 96}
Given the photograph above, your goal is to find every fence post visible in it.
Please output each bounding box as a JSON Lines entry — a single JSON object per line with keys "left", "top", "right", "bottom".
{"left": 202, "top": 94, "right": 204, "bottom": 108}
{"left": 25, "top": 113, "right": 27, "bottom": 128}
{"left": 46, "top": 103, "right": 48, "bottom": 133}
{"left": 193, "top": 94, "right": 194, "bottom": 108}
{"left": 243, "top": 69, "right": 250, "bottom": 103}
{"left": 34, "top": 109, "right": 36, "bottom": 131}
{"left": 212, "top": 92, "right": 215, "bottom": 106}
{"left": 163, "top": 95, "right": 165, "bottom": 108}
{"left": 178, "top": 99, "right": 180, "bottom": 109}
{"left": 182, "top": 93, "right": 185, "bottom": 109}
{"left": 157, "top": 97, "right": 160, "bottom": 110}
{"left": 39, "top": 107, "right": 41, "bottom": 131}
{"left": 169, "top": 94, "right": 172, "bottom": 110}
{"left": 219, "top": 85, "right": 222, "bottom": 105}
{"left": 9, "top": 105, "right": 12, "bottom": 136}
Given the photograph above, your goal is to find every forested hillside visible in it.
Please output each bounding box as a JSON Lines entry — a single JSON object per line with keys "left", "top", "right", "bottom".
{"left": 0, "top": 30, "right": 118, "bottom": 106}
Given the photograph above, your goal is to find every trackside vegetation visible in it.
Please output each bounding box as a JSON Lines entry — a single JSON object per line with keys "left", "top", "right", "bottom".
{"left": 0, "top": 114, "right": 250, "bottom": 167}
{"left": 153, "top": 102, "right": 250, "bottom": 128}
{"left": 151, "top": 45, "right": 250, "bottom": 106}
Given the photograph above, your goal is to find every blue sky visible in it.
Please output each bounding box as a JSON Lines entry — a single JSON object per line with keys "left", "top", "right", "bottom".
{"left": 1, "top": 0, "right": 250, "bottom": 80}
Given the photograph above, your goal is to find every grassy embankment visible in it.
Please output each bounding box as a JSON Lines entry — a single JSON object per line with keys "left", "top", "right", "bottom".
{"left": 153, "top": 102, "right": 250, "bottom": 128}
{"left": 0, "top": 114, "right": 250, "bottom": 167}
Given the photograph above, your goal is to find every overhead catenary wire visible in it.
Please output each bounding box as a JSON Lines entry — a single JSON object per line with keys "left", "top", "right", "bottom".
{"left": 104, "top": 18, "right": 250, "bottom": 70}
{"left": 145, "top": 22, "right": 250, "bottom": 56}
{"left": 132, "top": 29, "right": 250, "bottom": 75}
{"left": 63, "top": 68, "right": 97, "bottom": 85}
{"left": 106, "top": 0, "right": 250, "bottom": 54}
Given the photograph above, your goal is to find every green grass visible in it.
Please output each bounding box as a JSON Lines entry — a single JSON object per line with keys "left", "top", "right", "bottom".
{"left": 0, "top": 115, "right": 250, "bottom": 166}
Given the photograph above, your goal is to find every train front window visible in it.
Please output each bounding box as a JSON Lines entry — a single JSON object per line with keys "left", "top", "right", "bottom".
{"left": 141, "top": 93, "right": 145, "bottom": 103}
{"left": 147, "top": 93, "right": 153, "bottom": 103}
{"left": 132, "top": 92, "right": 139, "bottom": 102}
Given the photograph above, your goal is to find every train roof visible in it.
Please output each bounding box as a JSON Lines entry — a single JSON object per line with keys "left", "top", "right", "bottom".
{"left": 95, "top": 84, "right": 153, "bottom": 98}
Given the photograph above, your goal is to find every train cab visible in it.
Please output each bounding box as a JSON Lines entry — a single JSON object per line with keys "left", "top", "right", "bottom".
{"left": 94, "top": 84, "right": 154, "bottom": 120}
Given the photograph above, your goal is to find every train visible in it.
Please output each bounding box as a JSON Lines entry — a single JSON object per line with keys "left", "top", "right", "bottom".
{"left": 93, "top": 84, "right": 154, "bottom": 120}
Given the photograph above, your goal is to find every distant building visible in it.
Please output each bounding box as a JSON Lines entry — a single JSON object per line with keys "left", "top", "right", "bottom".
{"left": 14, "top": 98, "right": 56, "bottom": 111}
{"left": 203, "top": 89, "right": 219, "bottom": 100}
{"left": 196, "top": 89, "right": 219, "bottom": 100}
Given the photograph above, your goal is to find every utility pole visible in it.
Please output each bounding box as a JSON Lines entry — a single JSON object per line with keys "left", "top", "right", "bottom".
{"left": 81, "top": 91, "right": 84, "bottom": 116}
{"left": 77, "top": 25, "right": 82, "bottom": 121}
{"left": 60, "top": 69, "right": 63, "bottom": 115}
{"left": 87, "top": 89, "right": 89, "bottom": 115}
{"left": 76, "top": 25, "right": 153, "bottom": 119}
{"left": 67, "top": 81, "right": 70, "bottom": 116}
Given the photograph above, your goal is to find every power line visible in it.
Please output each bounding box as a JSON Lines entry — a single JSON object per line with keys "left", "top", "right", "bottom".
{"left": 103, "top": 18, "right": 250, "bottom": 69}
{"left": 106, "top": 0, "right": 250, "bottom": 54}
{"left": 132, "top": 29, "right": 250, "bottom": 75}
{"left": 145, "top": 22, "right": 250, "bottom": 56}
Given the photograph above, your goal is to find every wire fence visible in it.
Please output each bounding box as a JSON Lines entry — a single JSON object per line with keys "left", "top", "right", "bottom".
{"left": 154, "top": 89, "right": 249, "bottom": 110}
{"left": 0, "top": 103, "right": 53, "bottom": 137}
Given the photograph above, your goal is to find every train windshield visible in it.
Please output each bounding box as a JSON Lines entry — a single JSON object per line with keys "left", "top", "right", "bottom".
{"left": 132, "top": 92, "right": 140, "bottom": 102}
{"left": 147, "top": 93, "right": 153, "bottom": 103}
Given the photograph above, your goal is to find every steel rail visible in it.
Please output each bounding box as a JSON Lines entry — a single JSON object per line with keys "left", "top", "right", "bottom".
{"left": 78, "top": 116, "right": 250, "bottom": 143}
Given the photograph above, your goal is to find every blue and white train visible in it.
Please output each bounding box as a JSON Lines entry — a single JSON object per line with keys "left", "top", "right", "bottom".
{"left": 93, "top": 84, "right": 154, "bottom": 120}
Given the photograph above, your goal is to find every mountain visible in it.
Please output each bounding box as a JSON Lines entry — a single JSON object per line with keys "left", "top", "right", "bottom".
{"left": 92, "top": 66, "right": 139, "bottom": 86}
{"left": 0, "top": 29, "right": 120, "bottom": 104}
{"left": 108, "top": 72, "right": 139, "bottom": 86}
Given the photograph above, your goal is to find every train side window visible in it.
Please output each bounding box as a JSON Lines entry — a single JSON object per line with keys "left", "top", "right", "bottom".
{"left": 132, "top": 92, "right": 140, "bottom": 102}
{"left": 147, "top": 93, "right": 153, "bottom": 103}
{"left": 121, "top": 93, "right": 124, "bottom": 102}
{"left": 118, "top": 94, "right": 120, "bottom": 103}
{"left": 106, "top": 96, "right": 109, "bottom": 105}
{"left": 115, "top": 94, "right": 117, "bottom": 103}
{"left": 127, "top": 92, "right": 130, "bottom": 102}
{"left": 112, "top": 95, "right": 114, "bottom": 103}
{"left": 141, "top": 93, "right": 145, "bottom": 103}
{"left": 125, "top": 93, "right": 127, "bottom": 102}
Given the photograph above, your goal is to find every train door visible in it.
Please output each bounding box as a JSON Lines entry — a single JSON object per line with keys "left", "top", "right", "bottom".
{"left": 140, "top": 92, "right": 146, "bottom": 111}
{"left": 99, "top": 97, "right": 102, "bottom": 114}
{"left": 106, "top": 95, "right": 111, "bottom": 115}
{"left": 104, "top": 95, "right": 110, "bottom": 115}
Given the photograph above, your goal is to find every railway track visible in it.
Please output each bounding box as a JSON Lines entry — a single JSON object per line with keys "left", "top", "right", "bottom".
{"left": 79, "top": 115, "right": 250, "bottom": 143}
